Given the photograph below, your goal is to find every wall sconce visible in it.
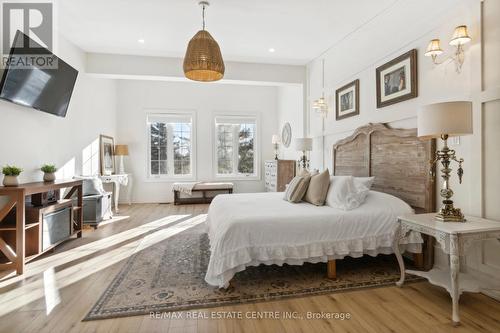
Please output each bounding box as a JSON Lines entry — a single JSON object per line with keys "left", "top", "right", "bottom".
{"left": 312, "top": 96, "right": 328, "bottom": 116}
{"left": 312, "top": 59, "right": 328, "bottom": 117}
{"left": 425, "top": 25, "right": 471, "bottom": 73}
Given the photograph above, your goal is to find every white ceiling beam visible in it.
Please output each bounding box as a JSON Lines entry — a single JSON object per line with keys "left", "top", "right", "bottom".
{"left": 86, "top": 53, "right": 305, "bottom": 87}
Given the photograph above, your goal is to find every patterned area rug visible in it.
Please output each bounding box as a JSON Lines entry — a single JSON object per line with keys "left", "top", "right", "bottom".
{"left": 85, "top": 220, "right": 422, "bottom": 321}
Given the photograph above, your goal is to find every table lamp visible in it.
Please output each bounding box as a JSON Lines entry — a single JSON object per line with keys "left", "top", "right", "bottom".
{"left": 272, "top": 134, "right": 281, "bottom": 160}
{"left": 295, "top": 138, "right": 312, "bottom": 170}
{"left": 115, "top": 145, "right": 129, "bottom": 174}
{"left": 418, "top": 101, "right": 473, "bottom": 222}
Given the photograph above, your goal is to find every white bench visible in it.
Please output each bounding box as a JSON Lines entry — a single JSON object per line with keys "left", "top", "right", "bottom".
{"left": 173, "top": 182, "right": 233, "bottom": 205}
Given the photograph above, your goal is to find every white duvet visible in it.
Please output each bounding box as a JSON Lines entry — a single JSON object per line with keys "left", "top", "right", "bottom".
{"left": 205, "top": 191, "right": 422, "bottom": 288}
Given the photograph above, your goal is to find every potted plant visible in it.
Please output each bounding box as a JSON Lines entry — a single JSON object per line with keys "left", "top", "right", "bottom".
{"left": 41, "top": 164, "right": 57, "bottom": 182}
{"left": 2, "top": 165, "right": 23, "bottom": 186}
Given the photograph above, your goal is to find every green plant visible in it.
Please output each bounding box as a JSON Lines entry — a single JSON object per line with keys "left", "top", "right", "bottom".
{"left": 41, "top": 164, "right": 57, "bottom": 173}
{"left": 2, "top": 165, "right": 23, "bottom": 176}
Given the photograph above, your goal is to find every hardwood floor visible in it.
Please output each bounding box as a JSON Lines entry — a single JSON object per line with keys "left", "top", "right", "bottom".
{"left": 0, "top": 203, "right": 499, "bottom": 333}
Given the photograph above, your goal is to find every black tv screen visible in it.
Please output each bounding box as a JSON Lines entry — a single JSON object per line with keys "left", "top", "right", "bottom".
{"left": 0, "top": 30, "right": 78, "bottom": 117}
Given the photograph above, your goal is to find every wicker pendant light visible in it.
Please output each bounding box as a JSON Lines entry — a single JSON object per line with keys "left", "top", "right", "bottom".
{"left": 183, "top": 1, "right": 225, "bottom": 82}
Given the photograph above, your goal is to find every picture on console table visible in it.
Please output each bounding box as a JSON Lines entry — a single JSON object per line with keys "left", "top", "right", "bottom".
{"left": 100, "top": 135, "right": 115, "bottom": 175}
{"left": 376, "top": 49, "right": 418, "bottom": 108}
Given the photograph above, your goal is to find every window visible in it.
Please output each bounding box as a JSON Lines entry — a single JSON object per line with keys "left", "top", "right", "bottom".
{"left": 147, "top": 113, "right": 194, "bottom": 179}
{"left": 82, "top": 138, "right": 100, "bottom": 176}
{"left": 215, "top": 116, "right": 258, "bottom": 178}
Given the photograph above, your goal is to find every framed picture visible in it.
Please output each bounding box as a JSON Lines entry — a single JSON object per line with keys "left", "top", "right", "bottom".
{"left": 335, "top": 79, "right": 359, "bottom": 120}
{"left": 99, "top": 134, "right": 115, "bottom": 175}
{"left": 376, "top": 49, "right": 417, "bottom": 108}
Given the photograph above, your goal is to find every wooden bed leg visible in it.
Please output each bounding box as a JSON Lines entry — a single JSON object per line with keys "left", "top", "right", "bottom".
{"left": 327, "top": 260, "right": 337, "bottom": 279}
{"left": 413, "top": 253, "right": 424, "bottom": 270}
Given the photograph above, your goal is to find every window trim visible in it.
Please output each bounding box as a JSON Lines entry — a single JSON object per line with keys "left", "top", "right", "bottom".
{"left": 145, "top": 110, "right": 197, "bottom": 182}
{"left": 212, "top": 112, "right": 261, "bottom": 181}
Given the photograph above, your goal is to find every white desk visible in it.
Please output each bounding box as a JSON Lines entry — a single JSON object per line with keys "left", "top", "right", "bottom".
{"left": 394, "top": 213, "right": 500, "bottom": 326}
{"left": 99, "top": 174, "right": 133, "bottom": 212}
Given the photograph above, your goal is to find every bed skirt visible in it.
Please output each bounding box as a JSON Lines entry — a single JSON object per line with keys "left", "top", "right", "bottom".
{"left": 205, "top": 231, "right": 422, "bottom": 288}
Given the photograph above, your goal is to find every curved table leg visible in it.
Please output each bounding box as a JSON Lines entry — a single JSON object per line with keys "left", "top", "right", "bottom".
{"left": 127, "top": 175, "right": 133, "bottom": 205}
{"left": 113, "top": 180, "right": 120, "bottom": 213}
{"left": 450, "top": 233, "right": 461, "bottom": 326}
{"left": 393, "top": 224, "right": 406, "bottom": 287}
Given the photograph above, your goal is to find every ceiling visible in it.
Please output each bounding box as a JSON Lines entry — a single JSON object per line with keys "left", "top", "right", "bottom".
{"left": 58, "top": 0, "right": 399, "bottom": 65}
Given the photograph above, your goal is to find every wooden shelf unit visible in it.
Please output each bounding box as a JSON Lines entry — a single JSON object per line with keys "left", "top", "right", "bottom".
{"left": 0, "top": 179, "right": 83, "bottom": 274}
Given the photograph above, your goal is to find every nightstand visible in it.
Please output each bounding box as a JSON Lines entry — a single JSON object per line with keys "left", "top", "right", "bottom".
{"left": 393, "top": 213, "right": 500, "bottom": 326}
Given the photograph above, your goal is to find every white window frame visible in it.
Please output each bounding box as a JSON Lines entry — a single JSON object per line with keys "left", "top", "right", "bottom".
{"left": 146, "top": 110, "right": 197, "bottom": 181}
{"left": 82, "top": 138, "right": 100, "bottom": 176}
{"left": 212, "top": 113, "right": 260, "bottom": 181}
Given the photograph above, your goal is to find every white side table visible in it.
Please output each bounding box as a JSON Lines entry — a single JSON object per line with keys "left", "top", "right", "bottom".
{"left": 394, "top": 213, "right": 500, "bottom": 326}
{"left": 99, "top": 174, "right": 133, "bottom": 213}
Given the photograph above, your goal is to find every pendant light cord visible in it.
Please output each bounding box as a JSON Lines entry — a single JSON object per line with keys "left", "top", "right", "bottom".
{"left": 202, "top": 4, "right": 206, "bottom": 30}
{"left": 322, "top": 59, "right": 325, "bottom": 97}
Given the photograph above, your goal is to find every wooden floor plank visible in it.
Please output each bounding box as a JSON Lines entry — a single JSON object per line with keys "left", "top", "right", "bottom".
{"left": 0, "top": 203, "right": 499, "bottom": 333}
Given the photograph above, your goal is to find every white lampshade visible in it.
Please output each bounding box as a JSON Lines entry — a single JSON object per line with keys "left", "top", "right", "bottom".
{"left": 272, "top": 134, "right": 281, "bottom": 144}
{"left": 295, "top": 138, "right": 313, "bottom": 151}
{"left": 418, "top": 101, "right": 473, "bottom": 139}
{"left": 449, "top": 25, "right": 471, "bottom": 46}
{"left": 425, "top": 39, "right": 443, "bottom": 57}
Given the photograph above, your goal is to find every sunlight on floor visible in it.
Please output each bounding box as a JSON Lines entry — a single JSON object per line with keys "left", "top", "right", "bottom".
{"left": 0, "top": 214, "right": 190, "bottom": 288}
{"left": 135, "top": 214, "right": 207, "bottom": 253}
{"left": 93, "top": 214, "right": 129, "bottom": 227}
{"left": 0, "top": 214, "right": 207, "bottom": 317}
{"left": 43, "top": 267, "right": 61, "bottom": 315}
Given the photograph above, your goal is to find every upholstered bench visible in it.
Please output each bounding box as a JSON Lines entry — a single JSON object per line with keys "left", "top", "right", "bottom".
{"left": 173, "top": 182, "right": 233, "bottom": 205}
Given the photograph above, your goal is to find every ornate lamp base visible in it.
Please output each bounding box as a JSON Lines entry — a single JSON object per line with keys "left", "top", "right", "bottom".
{"left": 297, "top": 153, "right": 309, "bottom": 170}
{"left": 436, "top": 201, "right": 466, "bottom": 222}
{"left": 431, "top": 134, "right": 467, "bottom": 223}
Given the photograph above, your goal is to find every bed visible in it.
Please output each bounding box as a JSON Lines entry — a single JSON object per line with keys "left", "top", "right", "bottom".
{"left": 205, "top": 123, "right": 436, "bottom": 288}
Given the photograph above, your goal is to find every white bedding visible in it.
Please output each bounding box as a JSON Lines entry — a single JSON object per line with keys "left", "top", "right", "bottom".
{"left": 205, "top": 191, "right": 422, "bottom": 288}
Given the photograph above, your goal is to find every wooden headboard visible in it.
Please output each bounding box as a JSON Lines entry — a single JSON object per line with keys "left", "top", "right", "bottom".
{"left": 332, "top": 123, "right": 436, "bottom": 213}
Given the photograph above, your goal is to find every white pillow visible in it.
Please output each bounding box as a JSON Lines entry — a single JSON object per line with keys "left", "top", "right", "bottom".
{"left": 74, "top": 176, "right": 106, "bottom": 196}
{"left": 354, "top": 176, "right": 375, "bottom": 190}
{"left": 325, "top": 176, "right": 370, "bottom": 210}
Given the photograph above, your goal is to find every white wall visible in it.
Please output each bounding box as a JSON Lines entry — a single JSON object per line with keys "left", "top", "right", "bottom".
{"left": 0, "top": 35, "right": 117, "bottom": 185}
{"left": 115, "top": 80, "right": 278, "bottom": 203}
{"left": 277, "top": 85, "right": 304, "bottom": 160}
{"left": 306, "top": 0, "right": 500, "bottom": 297}
{"left": 467, "top": 0, "right": 500, "bottom": 300}
{"left": 307, "top": 0, "right": 477, "bottom": 212}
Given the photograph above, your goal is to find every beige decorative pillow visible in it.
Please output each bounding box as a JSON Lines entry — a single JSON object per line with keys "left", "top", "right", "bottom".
{"left": 297, "top": 168, "right": 319, "bottom": 178}
{"left": 284, "top": 175, "right": 311, "bottom": 203}
{"left": 304, "top": 169, "right": 331, "bottom": 206}
{"left": 297, "top": 169, "right": 310, "bottom": 177}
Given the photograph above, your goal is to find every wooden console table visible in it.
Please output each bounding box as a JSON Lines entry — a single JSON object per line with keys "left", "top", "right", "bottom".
{"left": 0, "top": 179, "right": 83, "bottom": 275}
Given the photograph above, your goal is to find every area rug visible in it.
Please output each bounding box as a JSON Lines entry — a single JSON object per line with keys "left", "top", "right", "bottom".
{"left": 84, "top": 220, "right": 422, "bottom": 321}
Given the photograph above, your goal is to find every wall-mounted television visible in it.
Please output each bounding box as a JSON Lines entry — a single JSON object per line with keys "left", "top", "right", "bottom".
{"left": 0, "top": 30, "right": 78, "bottom": 117}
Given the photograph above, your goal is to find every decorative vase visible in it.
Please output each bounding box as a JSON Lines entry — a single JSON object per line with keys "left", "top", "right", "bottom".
{"left": 3, "top": 175, "right": 19, "bottom": 187}
{"left": 43, "top": 172, "right": 56, "bottom": 182}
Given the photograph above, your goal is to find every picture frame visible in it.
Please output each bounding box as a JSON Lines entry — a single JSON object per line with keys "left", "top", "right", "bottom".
{"left": 281, "top": 122, "right": 292, "bottom": 148}
{"left": 99, "top": 134, "right": 115, "bottom": 175}
{"left": 335, "top": 79, "right": 359, "bottom": 120}
{"left": 376, "top": 49, "right": 418, "bottom": 108}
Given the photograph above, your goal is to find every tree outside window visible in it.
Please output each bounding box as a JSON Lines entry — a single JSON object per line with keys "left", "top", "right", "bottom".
{"left": 147, "top": 114, "right": 193, "bottom": 178}
{"left": 215, "top": 116, "right": 257, "bottom": 178}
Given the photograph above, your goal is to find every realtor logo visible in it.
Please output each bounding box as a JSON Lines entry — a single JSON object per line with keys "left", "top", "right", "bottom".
{"left": 1, "top": 1, "right": 53, "bottom": 54}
